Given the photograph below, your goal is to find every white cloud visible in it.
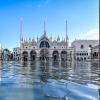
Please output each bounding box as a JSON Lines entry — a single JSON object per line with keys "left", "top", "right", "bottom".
{"left": 77, "top": 28, "right": 99, "bottom": 40}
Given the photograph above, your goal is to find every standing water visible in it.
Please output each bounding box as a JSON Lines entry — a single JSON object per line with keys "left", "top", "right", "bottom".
{"left": 0, "top": 61, "right": 100, "bottom": 100}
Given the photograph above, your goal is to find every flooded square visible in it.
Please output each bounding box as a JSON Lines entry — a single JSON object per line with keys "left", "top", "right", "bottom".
{"left": 0, "top": 61, "right": 100, "bottom": 100}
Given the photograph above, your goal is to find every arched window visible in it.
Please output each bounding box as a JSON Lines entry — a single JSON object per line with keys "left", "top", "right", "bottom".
{"left": 80, "top": 45, "right": 84, "bottom": 49}
{"left": 40, "top": 41, "right": 50, "bottom": 48}
{"left": 89, "top": 45, "right": 92, "bottom": 48}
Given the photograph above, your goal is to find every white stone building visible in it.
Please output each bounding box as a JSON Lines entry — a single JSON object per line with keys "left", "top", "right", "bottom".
{"left": 13, "top": 47, "right": 20, "bottom": 60}
{"left": 71, "top": 40, "right": 99, "bottom": 61}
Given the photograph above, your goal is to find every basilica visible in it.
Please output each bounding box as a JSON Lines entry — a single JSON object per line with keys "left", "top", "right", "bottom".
{"left": 13, "top": 22, "right": 74, "bottom": 62}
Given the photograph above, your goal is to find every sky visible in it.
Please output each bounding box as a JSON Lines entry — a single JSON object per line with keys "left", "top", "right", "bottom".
{"left": 0, "top": 0, "right": 99, "bottom": 51}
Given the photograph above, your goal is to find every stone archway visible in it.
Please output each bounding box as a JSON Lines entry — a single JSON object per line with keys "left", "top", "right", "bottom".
{"left": 61, "top": 51, "right": 67, "bottom": 61}
{"left": 30, "top": 50, "right": 37, "bottom": 61}
{"left": 40, "top": 48, "right": 49, "bottom": 60}
{"left": 22, "top": 51, "right": 28, "bottom": 61}
{"left": 52, "top": 50, "right": 59, "bottom": 61}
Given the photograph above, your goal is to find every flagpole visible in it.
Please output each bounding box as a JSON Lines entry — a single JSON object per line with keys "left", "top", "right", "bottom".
{"left": 66, "top": 20, "right": 67, "bottom": 64}
{"left": 43, "top": 21, "right": 46, "bottom": 61}
{"left": 20, "top": 17, "right": 23, "bottom": 61}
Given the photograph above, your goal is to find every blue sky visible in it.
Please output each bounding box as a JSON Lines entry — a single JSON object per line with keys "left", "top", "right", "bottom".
{"left": 0, "top": 0, "right": 99, "bottom": 50}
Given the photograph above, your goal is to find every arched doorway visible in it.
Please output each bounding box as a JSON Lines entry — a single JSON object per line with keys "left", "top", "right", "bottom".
{"left": 22, "top": 51, "right": 28, "bottom": 61}
{"left": 81, "top": 57, "right": 83, "bottom": 61}
{"left": 93, "top": 52, "right": 98, "bottom": 59}
{"left": 30, "top": 50, "right": 36, "bottom": 61}
{"left": 77, "top": 57, "right": 79, "bottom": 60}
{"left": 61, "top": 51, "right": 67, "bottom": 61}
{"left": 84, "top": 57, "right": 86, "bottom": 60}
{"left": 52, "top": 50, "right": 59, "bottom": 61}
{"left": 40, "top": 48, "right": 49, "bottom": 61}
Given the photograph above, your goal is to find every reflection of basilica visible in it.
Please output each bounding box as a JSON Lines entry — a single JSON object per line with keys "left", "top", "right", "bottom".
{"left": 13, "top": 21, "right": 74, "bottom": 61}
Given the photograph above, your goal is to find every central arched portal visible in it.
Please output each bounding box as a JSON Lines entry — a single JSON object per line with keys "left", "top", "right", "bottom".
{"left": 22, "top": 51, "right": 28, "bottom": 61}
{"left": 40, "top": 48, "right": 49, "bottom": 61}
{"left": 52, "top": 50, "right": 59, "bottom": 61}
{"left": 30, "top": 50, "right": 37, "bottom": 61}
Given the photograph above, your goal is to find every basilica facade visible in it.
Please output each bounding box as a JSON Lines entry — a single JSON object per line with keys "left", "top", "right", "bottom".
{"left": 13, "top": 21, "right": 74, "bottom": 62}
{"left": 18, "top": 33, "right": 74, "bottom": 62}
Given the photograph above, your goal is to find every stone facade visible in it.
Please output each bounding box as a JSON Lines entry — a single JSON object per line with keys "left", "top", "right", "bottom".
{"left": 71, "top": 40, "right": 99, "bottom": 61}
{"left": 13, "top": 47, "right": 20, "bottom": 60}
{"left": 14, "top": 33, "right": 74, "bottom": 61}
{"left": 0, "top": 44, "right": 3, "bottom": 60}
{"left": 91, "top": 45, "right": 99, "bottom": 60}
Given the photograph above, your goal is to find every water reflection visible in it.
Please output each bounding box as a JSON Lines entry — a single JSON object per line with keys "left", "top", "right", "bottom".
{"left": 0, "top": 60, "right": 100, "bottom": 86}
{"left": 0, "top": 60, "right": 100, "bottom": 100}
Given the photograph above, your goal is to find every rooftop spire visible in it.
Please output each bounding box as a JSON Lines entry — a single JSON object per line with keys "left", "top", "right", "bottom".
{"left": 57, "top": 35, "right": 60, "bottom": 41}
{"left": 20, "top": 17, "right": 23, "bottom": 41}
{"left": 37, "top": 34, "right": 39, "bottom": 42}
{"left": 66, "top": 20, "right": 68, "bottom": 40}
{"left": 44, "top": 21, "right": 46, "bottom": 35}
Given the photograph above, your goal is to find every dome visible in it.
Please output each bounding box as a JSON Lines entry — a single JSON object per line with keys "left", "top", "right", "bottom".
{"left": 40, "top": 33, "right": 49, "bottom": 41}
